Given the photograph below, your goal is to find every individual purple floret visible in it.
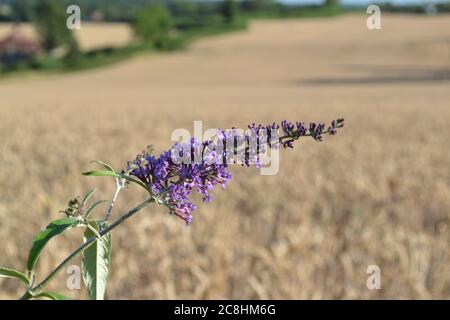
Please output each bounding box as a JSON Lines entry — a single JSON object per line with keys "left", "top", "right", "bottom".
{"left": 309, "top": 122, "right": 326, "bottom": 141}
{"left": 128, "top": 118, "right": 344, "bottom": 225}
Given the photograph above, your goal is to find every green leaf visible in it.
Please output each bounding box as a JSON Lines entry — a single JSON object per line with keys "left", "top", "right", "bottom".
{"left": 84, "top": 200, "right": 108, "bottom": 219}
{"left": 36, "top": 291, "right": 70, "bottom": 300}
{"left": 0, "top": 267, "right": 30, "bottom": 286}
{"left": 90, "top": 160, "right": 114, "bottom": 172}
{"left": 81, "top": 188, "right": 96, "bottom": 206}
{"left": 27, "top": 218, "right": 80, "bottom": 272}
{"left": 82, "top": 221, "right": 112, "bottom": 300}
{"left": 82, "top": 170, "right": 118, "bottom": 177}
{"left": 82, "top": 170, "right": 148, "bottom": 190}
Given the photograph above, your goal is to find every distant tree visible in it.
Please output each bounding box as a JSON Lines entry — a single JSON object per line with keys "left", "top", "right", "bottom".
{"left": 221, "top": 0, "right": 238, "bottom": 24}
{"left": 132, "top": 5, "right": 173, "bottom": 47}
{"left": 34, "top": 0, "right": 79, "bottom": 58}
{"left": 170, "top": 1, "right": 199, "bottom": 17}
{"left": 12, "top": 0, "right": 35, "bottom": 21}
{"left": 0, "top": 3, "right": 14, "bottom": 22}
{"left": 325, "top": 0, "right": 341, "bottom": 8}
{"left": 241, "top": 0, "right": 276, "bottom": 14}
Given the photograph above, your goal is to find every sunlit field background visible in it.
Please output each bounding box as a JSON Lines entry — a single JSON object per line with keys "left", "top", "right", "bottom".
{"left": 1, "top": 14, "right": 450, "bottom": 299}
{"left": 0, "top": 22, "right": 132, "bottom": 51}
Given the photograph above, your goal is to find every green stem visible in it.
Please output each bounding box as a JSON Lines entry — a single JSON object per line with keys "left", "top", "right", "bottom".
{"left": 20, "top": 197, "right": 155, "bottom": 300}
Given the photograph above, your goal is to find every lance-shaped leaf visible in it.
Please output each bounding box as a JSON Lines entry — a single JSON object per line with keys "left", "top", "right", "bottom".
{"left": 0, "top": 267, "right": 30, "bottom": 286}
{"left": 82, "top": 170, "right": 148, "bottom": 190}
{"left": 27, "top": 218, "right": 80, "bottom": 272}
{"left": 82, "top": 221, "right": 112, "bottom": 300}
{"left": 90, "top": 160, "right": 115, "bottom": 172}
{"left": 36, "top": 291, "right": 70, "bottom": 300}
{"left": 84, "top": 200, "right": 108, "bottom": 219}
{"left": 81, "top": 188, "right": 96, "bottom": 206}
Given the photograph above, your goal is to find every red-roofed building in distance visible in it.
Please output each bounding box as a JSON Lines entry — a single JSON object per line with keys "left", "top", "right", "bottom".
{"left": 0, "top": 23, "right": 41, "bottom": 69}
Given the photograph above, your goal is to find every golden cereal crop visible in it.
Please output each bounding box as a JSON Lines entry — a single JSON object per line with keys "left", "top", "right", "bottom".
{"left": 0, "top": 14, "right": 449, "bottom": 299}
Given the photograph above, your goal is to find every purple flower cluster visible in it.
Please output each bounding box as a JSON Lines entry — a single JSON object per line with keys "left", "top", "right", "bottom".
{"left": 129, "top": 140, "right": 232, "bottom": 225}
{"left": 128, "top": 118, "right": 344, "bottom": 224}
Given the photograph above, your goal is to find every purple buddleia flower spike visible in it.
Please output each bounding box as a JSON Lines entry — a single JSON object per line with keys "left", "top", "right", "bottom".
{"left": 129, "top": 118, "right": 344, "bottom": 224}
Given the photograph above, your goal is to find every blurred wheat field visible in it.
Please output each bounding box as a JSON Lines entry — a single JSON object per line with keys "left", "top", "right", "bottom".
{"left": 1, "top": 14, "right": 450, "bottom": 299}
{"left": 0, "top": 22, "right": 133, "bottom": 51}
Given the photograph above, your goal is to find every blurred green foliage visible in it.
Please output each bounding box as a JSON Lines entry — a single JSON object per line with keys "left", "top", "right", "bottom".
{"left": 221, "top": 0, "right": 239, "bottom": 24}
{"left": 1, "top": 0, "right": 450, "bottom": 24}
{"left": 132, "top": 5, "right": 173, "bottom": 48}
{"left": 5, "top": 0, "right": 447, "bottom": 74}
{"left": 34, "top": 0, "right": 80, "bottom": 59}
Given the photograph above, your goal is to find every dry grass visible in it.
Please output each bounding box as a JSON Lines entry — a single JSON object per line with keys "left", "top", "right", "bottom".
{"left": 0, "top": 22, "right": 133, "bottom": 51}
{"left": 1, "top": 14, "right": 450, "bottom": 299}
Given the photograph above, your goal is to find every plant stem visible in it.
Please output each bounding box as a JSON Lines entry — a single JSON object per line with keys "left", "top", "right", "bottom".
{"left": 104, "top": 179, "right": 124, "bottom": 221}
{"left": 20, "top": 197, "right": 154, "bottom": 300}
